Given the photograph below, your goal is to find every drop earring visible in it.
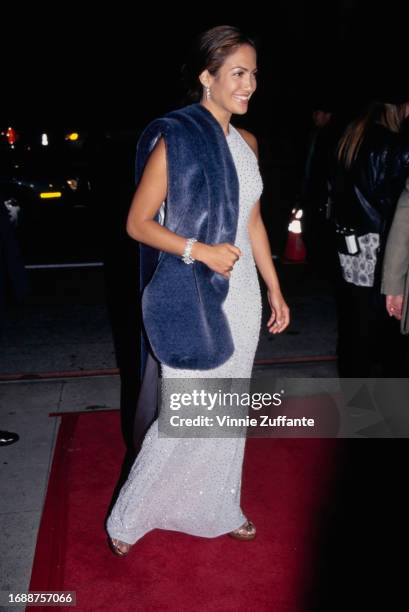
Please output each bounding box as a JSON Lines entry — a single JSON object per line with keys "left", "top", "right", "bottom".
{"left": 205, "top": 86, "right": 211, "bottom": 100}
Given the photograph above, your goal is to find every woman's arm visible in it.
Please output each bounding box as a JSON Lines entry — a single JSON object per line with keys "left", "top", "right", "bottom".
{"left": 248, "top": 201, "right": 290, "bottom": 333}
{"left": 237, "top": 127, "right": 290, "bottom": 334}
{"left": 126, "top": 137, "right": 241, "bottom": 278}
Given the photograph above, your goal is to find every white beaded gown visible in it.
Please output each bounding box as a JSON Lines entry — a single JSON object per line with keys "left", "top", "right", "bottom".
{"left": 107, "top": 125, "right": 263, "bottom": 544}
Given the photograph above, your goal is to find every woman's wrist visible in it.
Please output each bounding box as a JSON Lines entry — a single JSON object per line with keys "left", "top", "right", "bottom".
{"left": 190, "top": 241, "right": 208, "bottom": 263}
{"left": 266, "top": 282, "right": 281, "bottom": 295}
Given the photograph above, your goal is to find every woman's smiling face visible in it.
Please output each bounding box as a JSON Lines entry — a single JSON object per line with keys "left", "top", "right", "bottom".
{"left": 200, "top": 44, "right": 257, "bottom": 116}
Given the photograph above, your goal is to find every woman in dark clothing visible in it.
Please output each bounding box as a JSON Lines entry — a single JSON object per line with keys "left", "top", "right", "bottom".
{"left": 331, "top": 96, "right": 409, "bottom": 377}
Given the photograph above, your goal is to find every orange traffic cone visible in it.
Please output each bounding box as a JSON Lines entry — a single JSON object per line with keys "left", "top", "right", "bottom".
{"left": 283, "top": 208, "right": 307, "bottom": 263}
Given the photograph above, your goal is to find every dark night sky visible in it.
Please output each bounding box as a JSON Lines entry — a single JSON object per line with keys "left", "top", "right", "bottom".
{"left": 5, "top": 1, "right": 407, "bottom": 129}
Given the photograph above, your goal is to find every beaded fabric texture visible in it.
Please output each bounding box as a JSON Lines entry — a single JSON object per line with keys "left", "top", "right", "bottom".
{"left": 107, "top": 125, "right": 263, "bottom": 544}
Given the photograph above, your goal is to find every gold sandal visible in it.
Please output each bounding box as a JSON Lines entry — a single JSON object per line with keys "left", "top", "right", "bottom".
{"left": 108, "top": 537, "right": 132, "bottom": 557}
{"left": 228, "top": 520, "right": 256, "bottom": 541}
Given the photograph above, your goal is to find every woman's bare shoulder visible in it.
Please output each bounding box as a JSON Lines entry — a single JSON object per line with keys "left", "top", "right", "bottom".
{"left": 235, "top": 127, "right": 259, "bottom": 157}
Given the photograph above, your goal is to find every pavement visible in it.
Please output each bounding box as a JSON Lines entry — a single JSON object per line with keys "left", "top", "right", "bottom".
{"left": 0, "top": 260, "right": 339, "bottom": 610}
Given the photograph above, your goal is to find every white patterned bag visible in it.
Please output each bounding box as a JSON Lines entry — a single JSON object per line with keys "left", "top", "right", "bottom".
{"left": 338, "top": 233, "right": 380, "bottom": 287}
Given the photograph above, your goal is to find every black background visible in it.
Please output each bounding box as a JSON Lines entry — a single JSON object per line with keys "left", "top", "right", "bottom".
{"left": 4, "top": 1, "right": 407, "bottom": 128}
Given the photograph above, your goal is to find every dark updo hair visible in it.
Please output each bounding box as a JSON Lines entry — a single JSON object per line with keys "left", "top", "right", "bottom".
{"left": 181, "top": 25, "right": 257, "bottom": 102}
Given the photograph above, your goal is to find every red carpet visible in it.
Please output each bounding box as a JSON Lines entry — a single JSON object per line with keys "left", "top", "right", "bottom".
{"left": 29, "top": 406, "right": 341, "bottom": 611}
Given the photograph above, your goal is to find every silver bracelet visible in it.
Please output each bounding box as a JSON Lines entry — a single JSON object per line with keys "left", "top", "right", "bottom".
{"left": 182, "top": 238, "right": 197, "bottom": 264}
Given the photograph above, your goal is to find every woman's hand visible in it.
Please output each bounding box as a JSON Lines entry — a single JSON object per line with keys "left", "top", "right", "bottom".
{"left": 386, "top": 294, "right": 404, "bottom": 320}
{"left": 192, "top": 243, "right": 241, "bottom": 278}
{"left": 267, "top": 289, "right": 290, "bottom": 334}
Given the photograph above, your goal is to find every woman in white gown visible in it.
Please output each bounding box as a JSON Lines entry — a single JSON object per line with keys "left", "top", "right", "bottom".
{"left": 107, "top": 25, "right": 289, "bottom": 555}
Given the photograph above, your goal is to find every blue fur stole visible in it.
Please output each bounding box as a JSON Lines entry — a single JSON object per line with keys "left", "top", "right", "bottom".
{"left": 135, "top": 103, "right": 239, "bottom": 373}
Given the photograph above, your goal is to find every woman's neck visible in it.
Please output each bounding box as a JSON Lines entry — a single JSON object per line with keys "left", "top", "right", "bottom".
{"left": 200, "top": 100, "right": 231, "bottom": 135}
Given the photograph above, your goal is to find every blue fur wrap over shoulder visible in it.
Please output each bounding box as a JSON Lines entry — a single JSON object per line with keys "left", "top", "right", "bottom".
{"left": 136, "top": 103, "right": 239, "bottom": 371}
